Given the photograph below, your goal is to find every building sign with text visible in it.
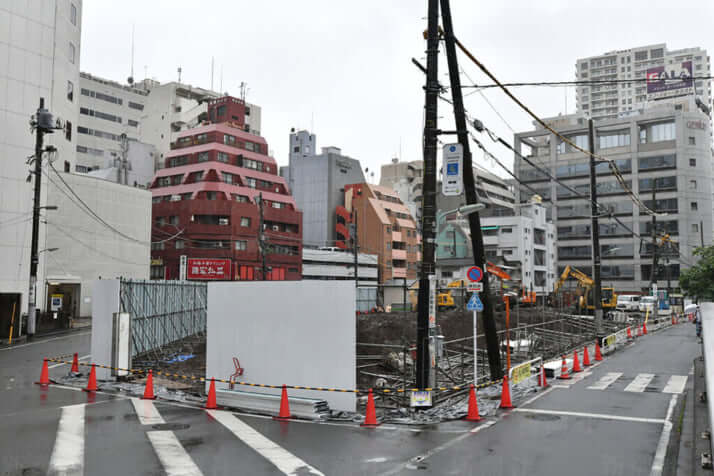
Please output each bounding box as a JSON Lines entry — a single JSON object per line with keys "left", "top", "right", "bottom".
{"left": 186, "top": 258, "right": 232, "bottom": 280}
{"left": 646, "top": 61, "right": 693, "bottom": 99}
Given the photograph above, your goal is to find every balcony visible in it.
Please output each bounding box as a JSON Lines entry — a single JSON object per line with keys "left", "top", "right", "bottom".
{"left": 392, "top": 268, "right": 407, "bottom": 278}
{"left": 391, "top": 249, "right": 407, "bottom": 261}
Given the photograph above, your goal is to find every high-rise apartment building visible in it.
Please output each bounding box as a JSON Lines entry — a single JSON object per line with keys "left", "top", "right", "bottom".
{"left": 514, "top": 101, "right": 713, "bottom": 293}
{"left": 576, "top": 44, "right": 711, "bottom": 122}
{"left": 150, "top": 96, "right": 302, "bottom": 282}
{"left": 0, "top": 1, "right": 83, "bottom": 333}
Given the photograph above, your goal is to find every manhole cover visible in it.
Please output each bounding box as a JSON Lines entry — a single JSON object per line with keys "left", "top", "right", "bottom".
{"left": 151, "top": 423, "right": 190, "bottom": 431}
{"left": 524, "top": 413, "right": 561, "bottom": 421}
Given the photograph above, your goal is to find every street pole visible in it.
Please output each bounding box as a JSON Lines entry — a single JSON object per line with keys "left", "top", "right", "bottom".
{"left": 415, "top": 0, "right": 439, "bottom": 389}
{"left": 587, "top": 119, "right": 603, "bottom": 340}
{"left": 258, "top": 192, "right": 267, "bottom": 280}
{"left": 505, "top": 296, "right": 511, "bottom": 373}
{"left": 649, "top": 180, "right": 658, "bottom": 320}
{"left": 352, "top": 209, "right": 358, "bottom": 288}
{"left": 440, "top": 0, "right": 502, "bottom": 379}
{"left": 27, "top": 98, "right": 47, "bottom": 338}
{"left": 473, "top": 308, "right": 478, "bottom": 386}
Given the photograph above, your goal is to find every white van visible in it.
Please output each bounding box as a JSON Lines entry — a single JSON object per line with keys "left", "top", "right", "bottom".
{"left": 639, "top": 296, "right": 658, "bottom": 313}
{"left": 616, "top": 294, "right": 640, "bottom": 312}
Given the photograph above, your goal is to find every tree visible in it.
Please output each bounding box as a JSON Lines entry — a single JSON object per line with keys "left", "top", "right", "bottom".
{"left": 679, "top": 246, "right": 714, "bottom": 300}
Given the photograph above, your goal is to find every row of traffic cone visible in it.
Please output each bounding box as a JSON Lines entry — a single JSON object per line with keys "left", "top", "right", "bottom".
{"left": 557, "top": 342, "right": 604, "bottom": 380}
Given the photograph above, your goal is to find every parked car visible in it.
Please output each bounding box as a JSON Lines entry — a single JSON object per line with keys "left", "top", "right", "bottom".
{"left": 639, "top": 296, "right": 658, "bottom": 313}
{"left": 616, "top": 294, "right": 640, "bottom": 312}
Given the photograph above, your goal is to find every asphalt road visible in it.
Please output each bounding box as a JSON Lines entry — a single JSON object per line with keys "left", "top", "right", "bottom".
{"left": 0, "top": 322, "right": 699, "bottom": 476}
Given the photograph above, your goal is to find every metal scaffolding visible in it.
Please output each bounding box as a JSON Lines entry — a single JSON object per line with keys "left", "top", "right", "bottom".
{"left": 119, "top": 279, "right": 207, "bottom": 360}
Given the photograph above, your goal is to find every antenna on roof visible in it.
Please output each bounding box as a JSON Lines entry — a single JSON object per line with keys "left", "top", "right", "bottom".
{"left": 220, "top": 65, "right": 223, "bottom": 94}
{"left": 177, "top": 66, "right": 182, "bottom": 83}
{"left": 211, "top": 57, "right": 215, "bottom": 91}
{"left": 127, "top": 24, "right": 135, "bottom": 84}
{"left": 239, "top": 81, "right": 248, "bottom": 103}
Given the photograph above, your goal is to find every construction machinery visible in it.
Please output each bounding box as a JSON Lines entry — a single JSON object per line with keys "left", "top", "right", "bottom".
{"left": 553, "top": 265, "right": 617, "bottom": 314}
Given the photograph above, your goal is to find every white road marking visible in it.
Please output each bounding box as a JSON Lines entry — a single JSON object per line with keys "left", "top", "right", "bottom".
{"left": 587, "top": 372, "right": 623, "bottom": 390}
{"left": 49, "top": 354, "right": 90, "bottom": 369}
{"left": 131, "top": 398, "right": 165, "bottom": 425}
{"left": 47, "top": 404, "right": 85, "bottom": 476}
{"left": 207, "top": 409, "right": 324, "bottom": 475}
{"left": 624, "top": 373, "right": 655, "bottom": 392}
{"left": 650, "top": 394, "right": 678, "bottom": 476}
{"left": 0, "top": 332, "right": 91, "bottom": 351}
{"left": 513, "top": 408, "right": 665, "bottom": 424}
{"left": 366, "top": 457, "right": 387, "bottom": 463}
{"left": 146, "top": 431, "right": 203, "bottom": 476}
{"left": 662, "top": 375, "right": 687, "bottom": 394}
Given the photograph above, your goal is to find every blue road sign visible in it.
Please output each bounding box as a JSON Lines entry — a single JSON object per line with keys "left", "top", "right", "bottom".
{"left": 467, "top": 266, "right": 483, "bottom": 282}
{"left": 467, "top": 293, "right": 483, "bottom": 312}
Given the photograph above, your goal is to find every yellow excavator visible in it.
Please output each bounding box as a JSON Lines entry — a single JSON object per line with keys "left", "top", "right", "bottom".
{"left": 554, "top": 265, "right": 617, "bottom": 314}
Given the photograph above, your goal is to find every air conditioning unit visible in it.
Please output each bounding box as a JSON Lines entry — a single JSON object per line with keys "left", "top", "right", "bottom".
{"left": 272, "top": 225, "right": 280, "bottom": 232}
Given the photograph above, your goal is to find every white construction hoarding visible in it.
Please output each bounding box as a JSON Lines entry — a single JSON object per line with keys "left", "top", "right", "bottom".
{"left": 206, "top": 281, "right": 356, "bottom": 412}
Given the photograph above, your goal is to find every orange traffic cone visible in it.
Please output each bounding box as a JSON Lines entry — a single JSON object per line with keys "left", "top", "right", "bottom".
{"left": 35, "top": 359, "right": 51, "bottom": 385}
{"left": 558, "top": 355, "right": 571, "bottom": 380}
{"left": 142, "top": 370, "right": 157, "bottom": 400}
{"left": 274, "top": 384, "right": 292, "bottom": 421}
{"left": 672, "top": 315, "right": 676, "bottom": 325}
{"left": 499, "top": 375, "right": 514, "bottom": 409}
{"left": 643, "top": 322, "right": 648, "bottom": 335}
{"left": 572, "top": 350, "right": 582, "bottom": 373}
{"left": 205, "top": 378, "right": 218, "bottom": 409}
{"left": 70, "top": 353, "right": 79, "bottom": 373}
{"left": 595, "top": 341, "right": 603, "bottom": 361}
{"left": 582, "top": 346, "right": 591, "bottom": 366}
{"left": 83, "top": 364, "right": 98, "bottom": 392}
{"left": 540, "top": 363, "right": 549, "bottom": 388}
{"left": 361, "top": 389, "right": 380, "bottom": 426}
{"left": 627, "top": 327, "right": 633, "bottom": 339}
{"left": 464, "top": 384, "right": 481, "bottom": 421}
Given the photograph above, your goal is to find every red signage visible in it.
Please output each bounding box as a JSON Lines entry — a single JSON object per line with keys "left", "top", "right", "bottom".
{"left": 186, "top": 258, "right": 232, "bottom": 280}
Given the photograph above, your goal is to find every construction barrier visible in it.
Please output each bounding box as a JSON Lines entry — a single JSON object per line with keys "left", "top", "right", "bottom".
{"left": 508, "top": 356, "right": 543, "bottom": 386}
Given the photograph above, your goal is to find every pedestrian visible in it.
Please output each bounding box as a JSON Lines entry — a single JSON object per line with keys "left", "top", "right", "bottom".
{"left": 695, "top": 306, "right": 702, "bottom": 339}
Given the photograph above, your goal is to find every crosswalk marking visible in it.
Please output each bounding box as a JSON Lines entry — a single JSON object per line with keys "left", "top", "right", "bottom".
{"left": 587, "top": 372, "right": 622, "bottom": 390}
{"left": 207, "top": 409, "right": 325, "bottom": 476}
{"left": 624, "top": 373, "right": 655, "bottom": 392}
{"left": 662, "top": 375, "right": 687, "bottom": 394}
{"left": 48, "top": 404, "right": 85, "bottom": 476}
{"left": 147, "top": 431, "right": 204, "bottom": 476}
{"left": 131, "top": 398, "right": 165, "bottom": 425}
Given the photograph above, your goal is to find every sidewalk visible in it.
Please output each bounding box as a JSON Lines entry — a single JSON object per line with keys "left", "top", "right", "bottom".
{"left": 0, "top": 317, "right": 91, "bottom": 348}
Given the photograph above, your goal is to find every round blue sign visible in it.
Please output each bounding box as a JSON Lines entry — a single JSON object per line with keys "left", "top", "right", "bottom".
{"left": 467, "top": 266, "right": 483, "bottom": 282}
{"left": 449, "top": 145, "right": 456, "bottom": 152}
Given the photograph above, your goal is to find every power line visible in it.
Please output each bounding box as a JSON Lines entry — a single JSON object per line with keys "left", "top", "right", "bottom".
{"left": 452, "top": 38, "right": 659, "bottom": 217}
{"left": 461, "top": 76, "right": 714, "bottom": 89}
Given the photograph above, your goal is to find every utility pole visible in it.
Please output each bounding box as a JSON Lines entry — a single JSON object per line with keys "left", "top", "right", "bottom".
{"left": 352, "top": 209, "right": 359, "bottom": 287}
{"left": 587, "top": 118, "right": 603, "bottom": 339}
{"left": 258, "top": 193, "right": 267, "bottom": 280}
{"left": 649, "top": 179, "right": 659, "bottom": 319}
{"left": 27, "top": 98, "right": 53, "bottom": 338}
{"left": 415, "top": 0, "right": 439, "bottom": 389}
{"left": 440, "top": 0, "right": 502, "bottom": 378}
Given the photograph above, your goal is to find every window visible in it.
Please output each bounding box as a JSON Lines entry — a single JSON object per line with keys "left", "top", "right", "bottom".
{"left": 691, "top": 202, "right": 698, "bottom": 211}
{"left": 174, "top": 240, "right": 185, "bottom": 250}
{"left": 692, "top": 223, "right": 700, "bottom": 233}
{"left": 598, "top": 130, "right": 630, "bottom": 149}
{"left": 690, "top": 180, "right": 697, "bottom": 190}
{"left": 638, "top": 154, "right": 676, "bottom": 171}
{"left": 501, "top": 227, "right": 513, "bottom": 234}
{"left": 128, "top": 101, "right": 144, "bottom": 111}
{"left": 690, "top": 158, "right": 696, "bottom": 167}
{"left": 65, "top": 120, "right": 72, "bottom": 141}
{"left": 221, "top": 172, "right": 233, "bottom": 184}
{"left": 169, "top": 216, "right": 179, "bottom": 225}
{"left": 235, "top": 240, "right": 247, "bottom": 251}
{"left": 217, "top": 152, "right": 229, "bottom": 163}
{"left": 240, "top": 217, "right": 251, "bottom": 227}
{"left": 271, "top": 202, "right": 284, "bottom": 209}
{"left": 224, "top": 134, "right": 236, "bottom": 145}
{"left": 151, "top": 242, "right": 165, "bottom": 251}
{"left": 245, "top": 177, "right": 256, "bottom": 188}
{"left": 688, "top": 136, "right": 696, "bottom": 145}
{"left": 206, "top": 191, "right": 217, "bottom": 200}
{"left": 293, "top": 146, "right": 300, "bottom": 152}
{"left": 70, "top": 3, "right": 77, "bottom": 25}
{"left": 67, "top": 81, "right": 74, "bottom": 102}
{"left": 197, "top": 152, "right": 209, "bottom": 162}
{"left": 69, "top": 42, "right": 75, "bottom": 64}
{"left": 217, "top": 105, "right": 226, "bottom": 117}
{"left": 128, "top": 119, "right": 139, "bottom": 127}
{"left": 639, "top": 121, "right": 675, "bottom": 143}
{"left": 634, "top": 51, "right": 648, "bottom": 61}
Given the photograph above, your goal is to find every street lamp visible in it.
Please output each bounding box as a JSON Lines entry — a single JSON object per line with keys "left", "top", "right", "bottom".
{"left": 436, "top": 203, "right": 486, "bottom": 225}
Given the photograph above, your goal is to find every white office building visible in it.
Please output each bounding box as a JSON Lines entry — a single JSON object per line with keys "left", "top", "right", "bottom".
{"left": 0, "top": 1, "right": 83, "bottom": 334}
{"left": 576, "top": 43, "right": 711, "bottom": 122}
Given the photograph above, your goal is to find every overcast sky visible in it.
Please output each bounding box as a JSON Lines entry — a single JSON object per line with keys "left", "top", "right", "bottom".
{"left": 81, "top": 0, "right": 714, "bottom": 181}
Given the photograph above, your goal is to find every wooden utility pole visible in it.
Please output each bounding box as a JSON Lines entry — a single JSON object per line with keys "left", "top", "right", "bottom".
{"left": 415, "top": 0, "right": 440, "bottom": 389}
{"left": 588, "top": 119, "right": 603, "bottom": 338}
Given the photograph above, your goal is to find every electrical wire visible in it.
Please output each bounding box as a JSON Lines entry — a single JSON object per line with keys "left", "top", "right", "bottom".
{"left": 462, "top": 76, "right": 714, "bottom": 90}
{"left": 452, "top": 38, "right": 659, "bottom": 217}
